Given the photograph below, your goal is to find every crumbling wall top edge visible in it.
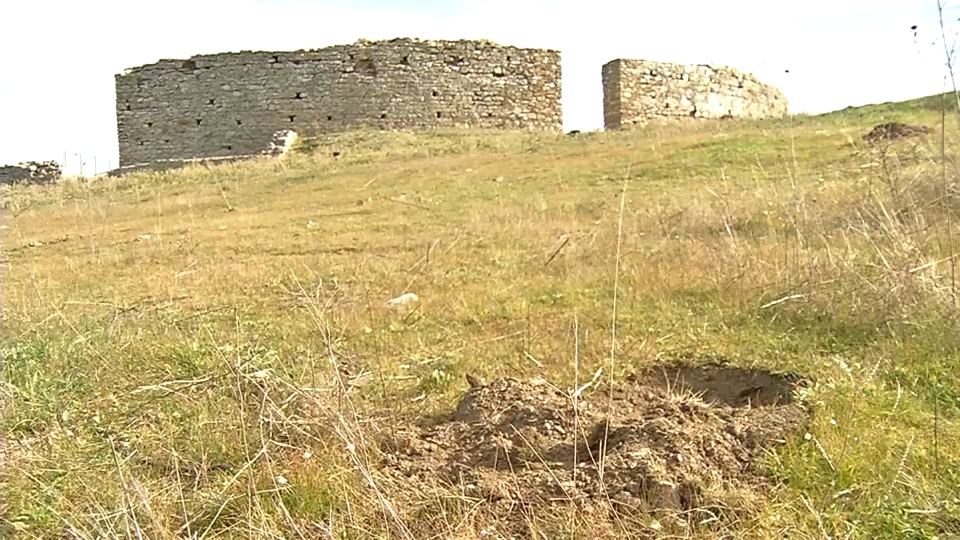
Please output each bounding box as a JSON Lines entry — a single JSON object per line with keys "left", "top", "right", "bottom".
{"left": 609, "top": 58, "right": 782, "bottom": 84}
{"left": 116, "top": 37, "right": 560, "bottom": 76}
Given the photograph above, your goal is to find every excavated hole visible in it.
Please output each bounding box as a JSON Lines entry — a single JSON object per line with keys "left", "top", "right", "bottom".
{"left": 625, "top": 363, "right": 801, "bottom": 407}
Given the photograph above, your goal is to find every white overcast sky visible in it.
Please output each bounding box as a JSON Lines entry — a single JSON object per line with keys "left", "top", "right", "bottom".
{"left": 0, "top": 0, "right": 955, "bottom": 174}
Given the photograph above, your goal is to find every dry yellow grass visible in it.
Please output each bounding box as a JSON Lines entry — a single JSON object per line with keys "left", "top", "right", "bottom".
{"left": 2, "top": 96, "right": 960, "bottom": 538}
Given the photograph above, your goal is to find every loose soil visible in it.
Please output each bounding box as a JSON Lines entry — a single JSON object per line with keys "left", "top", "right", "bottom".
{"left": 863, "top": 122, "right": 931, "bottom": 143}
{"left": 377, "top": 361, "right": 811, "bottom": 538}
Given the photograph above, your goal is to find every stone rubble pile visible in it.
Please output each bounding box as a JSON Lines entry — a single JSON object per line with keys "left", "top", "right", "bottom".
{"left": 266, "top": 129, "right": 298, "bottom": 157}
{"left": 0, "top": 160, "right": 63, "bottom": 185}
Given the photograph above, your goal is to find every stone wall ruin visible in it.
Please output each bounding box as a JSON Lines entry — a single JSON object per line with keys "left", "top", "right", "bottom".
{"left": 602, "top": 59, "right": 787, "bottom": 130}
{"left": 115, "top": 38, "right": 562, "bottom": 168}
{"left": 0, "top": 161, "right": 63, "bottom": 186}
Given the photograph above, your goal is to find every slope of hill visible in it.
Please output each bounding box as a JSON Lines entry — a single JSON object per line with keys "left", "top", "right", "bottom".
{"left": 2, "top": 95, "right": 959, "bottom": 538}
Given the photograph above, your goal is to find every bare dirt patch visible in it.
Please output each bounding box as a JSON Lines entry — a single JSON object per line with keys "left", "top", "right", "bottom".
{"left": 377, "top": 361, "right": 810, "bottom": 538}
{"left": 863, "top": 122, "right": 931, "bottom": 143}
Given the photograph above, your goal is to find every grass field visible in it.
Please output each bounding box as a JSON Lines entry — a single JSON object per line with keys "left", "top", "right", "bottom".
{"left": 3, "top": 94, "right": 960, "bottom": 539}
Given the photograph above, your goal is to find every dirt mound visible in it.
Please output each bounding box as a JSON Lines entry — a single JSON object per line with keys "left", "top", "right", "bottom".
{"left": 863, "top": 122, "right": 930, "bottom": 143}
{"left": 378, "top": 362, "right": 810, "bottom": 538}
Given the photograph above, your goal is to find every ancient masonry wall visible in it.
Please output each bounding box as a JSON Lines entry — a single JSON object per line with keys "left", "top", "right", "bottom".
{"left": 602, "top": 59, "right": 787, "bottom": 130}
{"left": 115, "top": 38, "right": 562, "bottom": 167}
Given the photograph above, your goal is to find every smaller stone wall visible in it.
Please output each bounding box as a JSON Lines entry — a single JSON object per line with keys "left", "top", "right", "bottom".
{"left": 602, "top": 59, "right": 787, "bottom": 130}
{"left": 0, "top": 161, "right": 63, "bottom": 186}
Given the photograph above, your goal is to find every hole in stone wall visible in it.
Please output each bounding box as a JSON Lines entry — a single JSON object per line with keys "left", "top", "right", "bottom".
{"left": 271, "top": 55, "right": 280, "bottom": 63}
{"left": 125, "top": 104, "right": 131, "bottom": 111}
{"left": 446, "top": 56, "right": 464, "bottom": 66}
{"left": 146, "top": 122, "right": 153, "bottom": 127}
{"left": 507, "top": 55, "right": 512, "bottom": 62}
{"left": 289, "top": 115, "right": 296, "bottom": 122}
{"left": 224, "top": 145, "right": 233, "bottom": 151}
{"left": 139, "top": 141, "right": 145, "bottom": 146}
{"left": 432, "top": 90, "right": 438, "bottom": 97}
{"left": 164, "top": 139, "right": 170, "bottom": 143}
{"left": 182, "top": 60, "right": 197, "bottom": 70}
{"left": 293, "top": 59, "right": 302, "bottom": 65}
{"left": 400, "top": 55, "right": 409, "bottom": 65}
{"left": 209, "top": 98, "right": 216, "bottom": 105}
{"left": 327, "top": 115, "right": 333, "bottom": 121}
{"left": 196, "top": 118, "right": 203, "bottom": 126}
{"left": 436, "top": 111, "right": 442, "bottom": 119}
{"left": 690, "top": 107, "right": 698, "bottom": 118}
{"left": 356, "top": 58, "right": 377, "bottom": 75}
{"left": 664, "top": 103, "right": 670, "bottom": 109}
{"left": 236, "top": 119, "right": 242, "bottom": 125}
{"left": 380, "top": 113, "right": 387, "bottom": 119}
{"left": 295, "top": 92, "right": 303, "bottom": 99}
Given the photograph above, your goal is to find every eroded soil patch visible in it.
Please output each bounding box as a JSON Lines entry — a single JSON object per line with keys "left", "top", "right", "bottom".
{"left": 378, "top": 362, "right": 810, "bottom": 538}
{"left": 863, "top": 121, "right": 931, "bottom": 143}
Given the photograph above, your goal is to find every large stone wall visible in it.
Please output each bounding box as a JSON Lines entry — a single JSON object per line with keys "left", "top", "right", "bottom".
{"left": 115, "top": 38, "right": 562, "bottom": 168}
{"left": 602, "top": 59, "right": 787, "bottom": 130}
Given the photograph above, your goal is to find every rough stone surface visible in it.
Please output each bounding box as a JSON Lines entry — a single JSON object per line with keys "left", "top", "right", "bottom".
{"left": 602, "top": 59, "right": 788, "bottom": 130}
{"left": 0, "top": 161, "right": 62, "bottom": 186}
{"left": 115, "top": 38, "right": 562, "bottom": 168}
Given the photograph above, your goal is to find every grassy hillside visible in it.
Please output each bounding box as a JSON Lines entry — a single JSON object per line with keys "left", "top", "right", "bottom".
{"left": 2, "top": 95, "right": 960, "bottom": 539}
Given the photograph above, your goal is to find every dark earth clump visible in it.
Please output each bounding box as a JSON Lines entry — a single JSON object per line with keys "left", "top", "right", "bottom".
{"left": 863, "top": 122, "right": 931, "bottom": 143}
{"left": 376, "top": 361, "right": 811, "bottom": 539}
